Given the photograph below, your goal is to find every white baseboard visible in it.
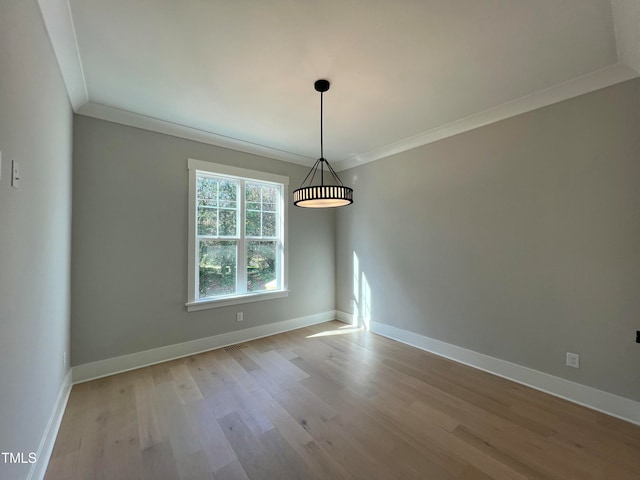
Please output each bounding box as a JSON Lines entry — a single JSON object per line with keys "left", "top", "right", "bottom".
{"left": 72, "top": 311, "right": 337, "bottom": 384}
{"left": 335, "top": 310, "right": 354, "bottom": 325}
{"left": 336, "top": 311, "right": 640, "bottom": 426}
{"left": 28, "top": 370, "right": 72, "bottom": 480}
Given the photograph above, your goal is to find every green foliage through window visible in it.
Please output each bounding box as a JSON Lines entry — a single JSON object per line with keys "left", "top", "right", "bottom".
{"left": 199, "top": 240, "right": 237, "bottom": 297}
{"left": 247, "top": 241, "right": 277, "bottom": 292}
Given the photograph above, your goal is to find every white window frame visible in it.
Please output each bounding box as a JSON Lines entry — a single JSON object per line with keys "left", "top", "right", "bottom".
{"left": 186, "top": 158, "right": 289, "bottom": 311}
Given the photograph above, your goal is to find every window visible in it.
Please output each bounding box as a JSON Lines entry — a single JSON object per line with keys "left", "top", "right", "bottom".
{"left": 186, "top": 159, "right": 288, "bottom": 311}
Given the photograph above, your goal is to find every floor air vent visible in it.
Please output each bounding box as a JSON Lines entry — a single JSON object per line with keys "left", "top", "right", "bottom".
{"left": 224, "top": 344, "right": 247, "bottom": 352}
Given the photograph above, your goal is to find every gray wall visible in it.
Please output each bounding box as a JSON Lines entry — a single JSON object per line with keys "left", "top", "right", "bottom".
{"left": 0, "top": 1, "right": 73, "bottom": 479}
{"left": 336, "top": 79, "right": 640, "bottom": 402}
{"left": 71, "top": 116, "right": 335, "bottom": 366}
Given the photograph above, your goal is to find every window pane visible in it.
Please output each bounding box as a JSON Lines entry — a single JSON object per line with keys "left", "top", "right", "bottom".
{"left": 197, "top": 177, "right": 218, "bottom": 201}
{"left": 247, "top": 241, "right": 277, "bottom": 292}
{"left": 199, "top": 240, "right": 237, "bottom": 298}
{"left": 246, "top": 183, "right": 261, "bottom": 203}
{"left": 218, "top": 209, "right": 237, "bottom": 236}
{"left": 262, "top": 186, "right": 278, "bottom": 211}
{"left": 262, "top": 212, "right": 276, "bottom": 237}
{"left": 197, "top": 206, "right": 217, "bottom": 235}
{"left": 244, "top": 182, "right": 279, "bottom": 238}
{"left": 246, "top": 210, "right": 260, "bottom": 237}
{"left": 218, "top": 180, "right": 237, "bottom": 208}
{"left": 196, "top": 175, "right": 239, "bottom": 238}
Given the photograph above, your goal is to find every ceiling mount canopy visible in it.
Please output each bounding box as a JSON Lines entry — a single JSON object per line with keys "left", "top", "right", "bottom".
{"left": 293, "top": 80, "right": 354, "bottom": 208}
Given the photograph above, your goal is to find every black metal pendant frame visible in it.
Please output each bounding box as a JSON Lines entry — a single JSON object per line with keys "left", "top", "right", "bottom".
{"left": 293, "top": 80, "right": 354, "bottom": 208}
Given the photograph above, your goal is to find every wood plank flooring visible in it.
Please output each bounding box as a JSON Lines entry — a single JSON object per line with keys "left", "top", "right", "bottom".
{"left": 45, "top": 321, "right": 640, "bottom": 480}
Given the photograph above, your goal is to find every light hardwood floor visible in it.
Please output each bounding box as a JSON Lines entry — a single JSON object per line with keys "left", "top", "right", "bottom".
{"left": 45, "top": 321, "right": 640, "bottom": 480}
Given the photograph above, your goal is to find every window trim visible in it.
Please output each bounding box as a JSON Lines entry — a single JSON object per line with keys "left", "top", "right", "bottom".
{"left": 186, "top": 158, "right": 289, "bottom": 311}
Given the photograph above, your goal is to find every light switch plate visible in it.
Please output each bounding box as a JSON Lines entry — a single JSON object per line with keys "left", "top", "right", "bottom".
{"left": 11, "top": 160, "right": 19, "bottom": 188}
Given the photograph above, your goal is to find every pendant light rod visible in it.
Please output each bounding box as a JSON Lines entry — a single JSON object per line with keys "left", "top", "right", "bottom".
{"left": 315, "top": 79, "right": 330, "bottom": 161}
{"left": 317, "top": 79, "right": 329, "bottom": 187}
{"left": 320, "top": 89, "right": 324, "bottom": 159}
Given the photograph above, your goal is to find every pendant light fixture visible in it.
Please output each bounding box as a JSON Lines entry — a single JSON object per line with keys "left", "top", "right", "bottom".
{"left": 293, "top": 79, "right": 354, "bottom": 208}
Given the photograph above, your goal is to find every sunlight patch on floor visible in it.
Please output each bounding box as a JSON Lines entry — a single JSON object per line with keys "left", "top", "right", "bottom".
{"left": 306, "top": 326, "right": 364, "bottom": 338}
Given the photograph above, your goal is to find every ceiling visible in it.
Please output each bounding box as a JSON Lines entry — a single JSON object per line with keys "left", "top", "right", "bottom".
{"left": 39, "top": 0, "right": 639, "bottom": 170}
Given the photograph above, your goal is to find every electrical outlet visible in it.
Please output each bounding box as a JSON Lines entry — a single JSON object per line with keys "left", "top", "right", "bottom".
{"left": 236, "top": 312, "right": 243, "bottom": 322}
{"left": 63, "top": 351, "right": 67, "bottom": 368}
{"left": 566, "top": 352, "right": 580, "bottom": 368}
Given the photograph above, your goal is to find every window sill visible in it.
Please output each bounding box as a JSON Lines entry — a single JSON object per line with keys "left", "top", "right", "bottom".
{"left": 186, "top": 290, "right": 289, "bottom": 312}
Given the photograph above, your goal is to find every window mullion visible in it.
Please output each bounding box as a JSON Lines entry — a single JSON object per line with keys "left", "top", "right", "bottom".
{"left": 276, "top": 189, "right": 282, "bottom": 290}
{"left": 260, "top": 186, "right": 264, "bottom": 237}
{"left": 237, "top": 180, "right": 247, "bottom": 294}
{"left": 190, "top": 168, "right": 198, "bottom": 302}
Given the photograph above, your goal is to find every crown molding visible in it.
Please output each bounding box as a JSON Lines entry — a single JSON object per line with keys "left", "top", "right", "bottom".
{"left": 35, "top": 0, "right": 638, "bottom": 172}
{"left": 77, "top": 102, "right": 316, "bottom": 167}
{"left": 611, "top": 0, "right": 640, "bottom": 76}
{"left": 37, "top": 0, "right": 89, "bottom": 111}
{"left": 333, "top": 64, "right": 639, "bottom": 172}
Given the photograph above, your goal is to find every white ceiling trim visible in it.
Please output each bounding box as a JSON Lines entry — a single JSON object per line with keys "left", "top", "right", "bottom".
{"left": 333, "top": 64, "right": 638, "bottom": 172}
{"left": 38, "top": 0, "right": 638, "bottom": 172}
{"left": 78, "top": 63, "right": 637, "bottom": 173}
{"left": 77, "top": 102, "right": 316, "bottom": 167}
{"left": 37, "top": 0, "right": 88, "bottom": 111}
{"left": 611, "top": 0, "right": 640, "bottom": 75}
